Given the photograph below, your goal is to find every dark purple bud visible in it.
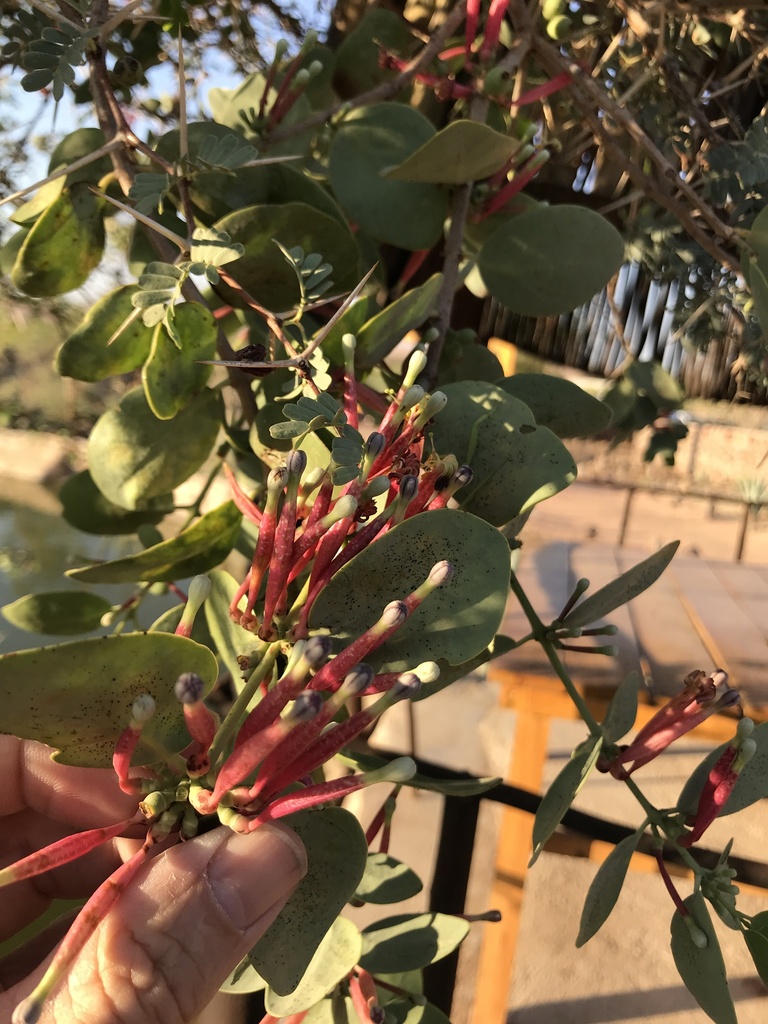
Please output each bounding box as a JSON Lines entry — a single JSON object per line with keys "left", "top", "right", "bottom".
{"left": 365, "top": 432, "right": 386, "bottom": 457}
{"left": 290, "top": 690, "right": 324, "bottom": 722}
{"left": 175, "top": 672, "right": 205, "bottom": 705}
{"left": 392, "top": 672, "right": 421, "bottom": 699}
{"left": 341, "top": 663, "right": 375, "bottom": 695}
{"left": 399, "top": 474, "right": 419, "bottom": 501}
{"left": 304, "top": 634, "right": 333, "bottom": 668}
{"left": 454, "top": 465, "right": 474, "bottom": 488}
{"left": 286, "top": 449, "right": 307, "bottom": 478}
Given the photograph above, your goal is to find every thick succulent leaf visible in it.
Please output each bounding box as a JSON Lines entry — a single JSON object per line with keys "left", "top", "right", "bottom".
{"left": 333, "top": 8, "right": 418, "bottom": 97}
{"left": 207, "top": 78, "right": 314, "bottom": 156}
{"left": 248, "top": 807, "right": 368, "bottom": 994}
{"left": 601, "top": 671, "right": 641, "bottom": 744}
{"left": 563, "top": 542, "right": 679, "bottom": 628}
{"left": 66, "top": 502, "right": 241, "bottom": 584}
{"left": 265, "top": 918, "right": 362, "bottom": 1016}
{"left": 219, "top": 962, "right": 267, "bottom": 995}
{"left": 384, "top": 121, "right": 521, "bottom": 184}
{"left": 625, "top": 359, "right": 683, "bottom": 408}
{"left": 10, "top": 177, "right": 65, "bottom": 226}
{"left": 338, "top": 749, "right": 501, "bottom": 797}
{"left": 430, "top": 381, "right": 576, "bottom": 526}
{"left": 56, "top": 285, "right": 155, "bottom": 382}
{"left": 329, "top": 103, "right": 448, "bottom": 250}
{"left": 88, "top": 387, "right": 221, "bottom": 510}
{"left": 744, "top": 911, "right": 768, "bottom": 987}
{"left": 0, "top": 633, "right": 216, "bottom": 767}
{"left": 142, "top": 303, "right": 216, "bottom": 419}
{"left": 11, "top": 183, "right": 105, "bottom": 297}
{"left": 359, "top": 913, "right": 469, "bottom": 974}
{"left": 354, "top": 853, "right": 423, "bottom": 905}
{"left": 677, "top": 722, "right": 768, "bottom": 818}
{"left": 438, "top": 334, "right": 503, "bottom": 386}
{"left": 204, "top": 569, "right": 255, "bottom": 683}
{"left": 413, "top": 634, "right": 517, "bottom": 701}
{"left": 213, "top": 202, "right": 359, "bottom": 311}
{"left": 309, "top": 508, "right": 510, "bottom": 672}
{"left": 530, "top": 736, "right": 602, "bottom": 866}
{"left": 2, "top": 591, "right": 112, "bottom": 635}
{"left": 59, "top": 470, "right": 172, "bottom": 536}
{"left": 670, "top": 893, "right": 737, "bottom": 1024}
{"left": 354, "top": 274, "right": 443, "bottom": 370}
{"left": 498, "top": 374, "right": 612, "bottom": 438}
{"left": 384, "top": 999, "right": 451, "bottom": 1024}
{"left": 576, "top": 830, "right": 642, "bottom": 946}
{"left": 477, "top": 205, "right": 624, "bottom": 316}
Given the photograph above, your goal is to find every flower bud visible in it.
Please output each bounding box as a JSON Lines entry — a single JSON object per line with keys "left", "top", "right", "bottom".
{"left": 393, "top": 672, "right": 421, "bottom": 699}
{"left": 415, "top": 661, "right": 440, "bottom": 684}
{"left": 289, "top": 690, "right": 324, "bottom": 722}
{"left": 401, "top": 385, "right": 425, "bottom": 411}
{"left": 175, "top": 672, "right": 205, "bottom": 705}
{"left": 362, "top": 475, "right": 391, "bottom": 499}
{"left": 341, "top": 663, "right": 376, "bottom": 695}
{"left": 131, "top": 693, "right": 156, "bottom": 722}
{"left": 304, "top": 634, "right": 333, "bottom": 668}
{"left": 403, "top": 349, "right": 427, "bottom": 389}
{"left": 428, "top": 560, "right": 453, "bottom": 587}
{"left": 382, "top": 600, "right": 408, "bottom": 629}
{"left": 292, "top": 67, "right": 311, "bottom": 87}
{"left": 454, "top": 465, "right": 474, "bottom": 487}
{"left": 365, "top": 431, "right": 386, "bottom": 458}
{"left": 399, "top": 474, "right": 419, "bottom": 501}
{"left": 286, "top": 449, "right": 307, "bottom": 478}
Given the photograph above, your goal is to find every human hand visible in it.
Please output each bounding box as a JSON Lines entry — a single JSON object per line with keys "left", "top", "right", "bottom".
{"left": 0, "top": 737, "right": 306, "bottom": 1024}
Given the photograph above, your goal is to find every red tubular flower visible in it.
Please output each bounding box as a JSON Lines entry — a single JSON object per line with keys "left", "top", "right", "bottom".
{"left": 112, "top": 694, "right": 156, "bottom": 794}
{"left": 606, "top": 669, "right": 741, "bottom": 777}
{"left": 223, "top": 462, "right": 263, "bottom": 524}
{"left": 680, "top": 718, "right": 757, "bottom": 847}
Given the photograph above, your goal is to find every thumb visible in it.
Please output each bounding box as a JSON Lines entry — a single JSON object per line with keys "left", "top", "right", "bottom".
{"left": 18, "top": 824, "right": 307, "bottom": 1024}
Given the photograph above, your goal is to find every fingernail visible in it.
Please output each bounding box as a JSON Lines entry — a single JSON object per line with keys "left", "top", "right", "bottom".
{"left": 206, "top": 824, "right": 307, "bottom": 934}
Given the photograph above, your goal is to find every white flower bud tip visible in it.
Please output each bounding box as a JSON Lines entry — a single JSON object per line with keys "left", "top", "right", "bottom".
{"left": 428, "top": 560, "right": 453, "bottom": 587}
{"left": 132, "top": 693, "right": 157, "bottom": 721}
{"left": 401, "top": 385, "right": 425, "bottom": 410}
{"left": 187, "top": 574, "right": 211, "bottom": 607}
{"left": 382, "top": 755, "right": 417, "bottom": 783}
{"left": 381, "top": 600, "right": 408, "bottom": 629}
{"left": 393, "top": 672, "right": 421, "bottom": 699}
{"left": 415, "top": 661, "right": 440, "bottom": 684}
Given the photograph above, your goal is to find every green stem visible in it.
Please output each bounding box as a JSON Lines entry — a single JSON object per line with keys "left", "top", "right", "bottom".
{"left": 623, "top": 775, "right": 663, "bottom": 824}
{"left": 508, "top": 570, "right": 602, "bottom": 736}
{"left": 208, "top": 641, "right": 280, "bottom": 762}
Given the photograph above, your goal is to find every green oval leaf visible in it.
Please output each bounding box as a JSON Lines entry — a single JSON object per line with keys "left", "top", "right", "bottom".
{"left": 498, "top": 374, "right": 612, "bottom": 439}
{"left": 265, "top": 917, "right": 362, "bottom": 1016}
{"left": 354, "top": 853, "right": 424, "bottom": 905}
{"left": 384, "top": 121, "right": 521, "bottom": 184}
{"left": 430, "top": 382, "right": 576, "bottom": 526}
{"left": 47, "top": 127, "right": 111, "bottom": 185}
{"left": 477, "top": 205, "right": 624, "bottom": 316}
{"left": 213, "top": 202, "right": 359, "bottom": 312}
{"left": 2, "top": 590, "right": 112, "bottom": 635}
{"left": 576, "top": 830, "right": 642, "bottom": 946}
{"left": 530, "top": 736, "right": 602, "bottom": 866}
{"left": 142, "top": 303, "right": 216, "bottom": 419}
{"left": 670, "top": 893, "right": 737, "bottom": 1024}
{"left": 677, "top": 721, "right": 768, "bottom": 818}
{"left": 66, "top": 501, "right": 241, "bottom": 584}
{"left": 309, "top": 508, "right": 510, "bottom": 672}
{"left": 56, "top": 285, "right": 155, "bottom": 382}
{"left": 563, "top": 541, "right": 680, "bottom": 628}
{"left": 204, "top": 568, "right": 255, "bottom": 683}
{"left": 11, "top": 184, "right": 105, "bottom": 297}
{"left": 0, "top": 633, "right": 216, "bottom": 767}
{"left": 329, "top": 103, "right": 448, "bottom": 251}
{"left": 248, "top": 807, "right": 368, "bottom": 995}
{"left": 88, "top": 387, "right": 221, "bottom": 510}
{"left": 601, "top": 671, "right": 641, "bottom": 744}
{"left": 59, "top": 470, "right": 172, "bottom": 536}
{"left": 359, "top": 913, "right": 469, "bottom": 974}
{"left": 744, "top": 911, "right": 768, "bottom": 987}
{"left": 354, "top": 274, "right": 443, "bottom": 370}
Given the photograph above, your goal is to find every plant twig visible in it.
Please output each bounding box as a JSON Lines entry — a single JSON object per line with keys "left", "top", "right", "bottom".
{"left": 97, "top": 0, "right": 145, "bottom": 39}
{"left": 0, "top": 138, "right": 123, "bottom": 208}
{"left": 267, "top": 0, "right": 469, "bottom": 143}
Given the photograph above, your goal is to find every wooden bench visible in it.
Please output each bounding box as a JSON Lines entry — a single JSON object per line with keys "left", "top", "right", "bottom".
{"left": 471, "top": 543, "right": 768, "bottom": 1024}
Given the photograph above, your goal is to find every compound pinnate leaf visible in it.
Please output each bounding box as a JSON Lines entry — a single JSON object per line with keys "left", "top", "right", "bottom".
{"left": 530, "top": 736, "right": 602, "bottom": 866}
{"left": 265, "top": 917, "right": 362, "bottom": 1016}
{"left": 2, "top": 591, "right": 112, "bottom": 635}
{"left": 329, "top": 103, "right": 448, "bottom": 251}
{"left": 498, "top": 373, "right": 612, "bottom": 438}
{"left": 384, "top": 121, "right": 521, "bottom": 184}
{"left": 66, "top": 502, "right": 241, "bottom": 584}
{"left": 88, "top": 387, "right": 221, "bottom": 510}
{"left": 354, "top": 854, "right": 423, "bottom": 905}
{"left": 670, "top": 893, "right": 737, "bottom": 1024}
{"left": 248, "top": 807, "right": 368, "bottom": 995}
{"left": 59, "top": 471, "right": 172, "bottom": 536}
{"left": 430, "top": 382, "right": 576, "bottom": 526}
{"left": 0, "top": 633, "right": 216, "bottom": 767}
{"left": 478, "top": 205, "right": 624, "bottom": 317}
{"left": 601, "top": 671, "right": 641, "bottom": 744}
{"left": 309, "top": 508, "right": 510, "bottom": 672}
{"left": 142, "top": 302, "right": 216, "bottom": 420}
{"left": 359, "top": 913, "right": 469, "bottom": 974}
{"left": 56, "top": 285, "right": 154, "bottom": 382}
{"left": 562, "top": 542, "right": 679, "bottom": 628}
{"left": 576, "top": 830, "right": 642, "bottom": 946}
{"left": 11, "top": 183, "right": 105, "bottom": 297}
{"left": 677, "top": 721, "right": 768, "bottom": 818}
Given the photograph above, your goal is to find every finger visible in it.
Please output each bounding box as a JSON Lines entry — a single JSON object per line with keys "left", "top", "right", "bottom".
{"left": 0, "top": 738, "right": 137, "bottom": 828}
{"left": 1, "top": 823, "right": 307, "bottom": 1024}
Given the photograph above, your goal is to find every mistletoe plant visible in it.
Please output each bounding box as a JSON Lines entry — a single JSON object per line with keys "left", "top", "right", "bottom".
{"left": 2, "top": 2, "right": 768, "bottom": 1023}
